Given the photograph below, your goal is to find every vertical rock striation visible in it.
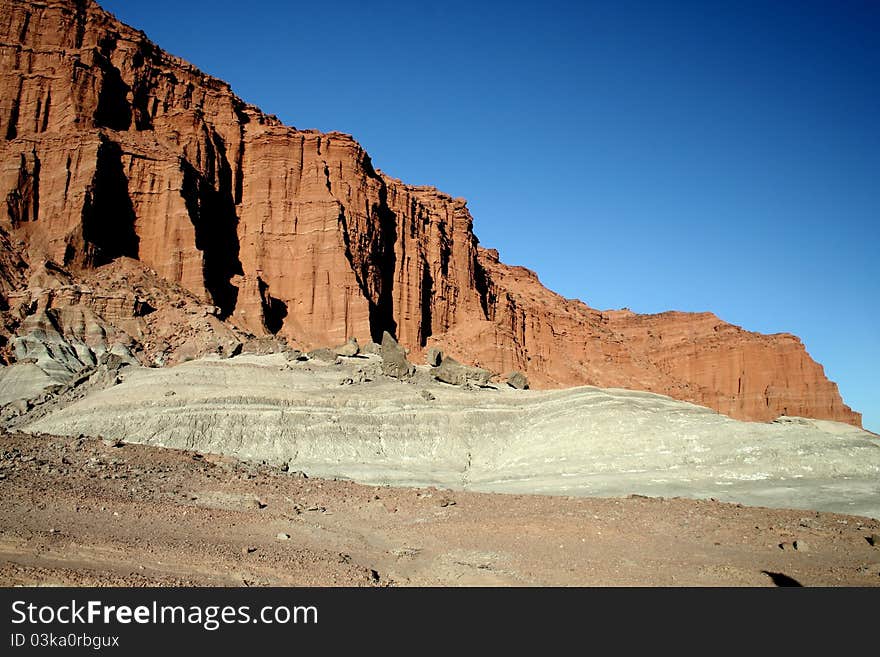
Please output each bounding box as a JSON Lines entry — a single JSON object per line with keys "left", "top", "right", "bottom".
{"left": 0, "top": 0, "right": 861, "bottom": 426}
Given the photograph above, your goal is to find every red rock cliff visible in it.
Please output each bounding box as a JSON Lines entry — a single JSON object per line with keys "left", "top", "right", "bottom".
{"left": 0, "top": 0, "right": 861, "bottom": 426}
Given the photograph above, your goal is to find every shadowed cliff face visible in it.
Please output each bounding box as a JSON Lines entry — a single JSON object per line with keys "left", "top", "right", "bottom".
{"left": 0, "top": 0, "right": 862, "bottom": 426}
{"left": 81, "top": 136, "right": 138, "bottom": 266}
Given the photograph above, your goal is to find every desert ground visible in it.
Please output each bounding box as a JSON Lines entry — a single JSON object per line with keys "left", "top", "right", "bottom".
{"left": 1, "top": 430, "right": 879, "bottom": 587}
{"left": 3, "top": 352, "right": 879, "bottom": 587}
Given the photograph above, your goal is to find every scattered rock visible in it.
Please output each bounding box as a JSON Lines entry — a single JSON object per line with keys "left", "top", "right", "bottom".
{"left": 780, "top": 539, "right": 812, "bottom": 552}
{"left": 391, "top": 547, "right": 422, "bottom": 559}
{"left": 240, "top": 337, "right": 287, "bottom": 355}
{"left": 334, "top": 337, "right": 360, "bottom": 357}
{"left": 218, "top": 339, "right": 243, "bottom": 359}
{"left": 306, "top": 348, "right": 338, "bottom": 363}
{"left": 431, "top": 356, "right": 492, "bottom": 387}
{"left": 439, "top": 498, "right": 456, "bottom": 508}
{"left": 380, "top": 332, "right": 414, "bottom": 379}
{"left": 360, "top": 342, "right": 381, "bottom": 355}
{"left": 507, "top": 371, "right": 530, "bottom": 390}
{"left": 239, "top": 496, "right": 264, "bottom": 510}
{"left": 425, "top": 347, "right": 443, "bottom": 367}
{"left": 353, "top": 367, "right": 374, "bottom": 383}
{"left": 8, "top": 399, "right": 30, "bottom": 414}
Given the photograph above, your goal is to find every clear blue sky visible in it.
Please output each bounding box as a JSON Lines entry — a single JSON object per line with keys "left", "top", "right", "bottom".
{"left": 99, "top": 0, "right": 879, "bottom": 431}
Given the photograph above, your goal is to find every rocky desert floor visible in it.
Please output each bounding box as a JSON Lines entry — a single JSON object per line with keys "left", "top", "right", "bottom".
{"left": 1, "top": 431, "right": 878, "bottom": 587}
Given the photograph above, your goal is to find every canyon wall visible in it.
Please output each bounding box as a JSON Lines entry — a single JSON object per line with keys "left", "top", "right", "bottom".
{"left": 0, "top": 0, "right": 861, "bottom": 425}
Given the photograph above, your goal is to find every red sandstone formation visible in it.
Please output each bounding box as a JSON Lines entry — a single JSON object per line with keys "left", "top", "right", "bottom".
{"left": 0, "top": 0, "right": 861, "bottom": 425}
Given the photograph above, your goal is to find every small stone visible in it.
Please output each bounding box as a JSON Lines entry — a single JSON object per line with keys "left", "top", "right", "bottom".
{"left": 432, "top": 356, "right": 491, "bottom": 387}
{"left": 867, "top": 534, "right": 880, "bottom": 547}
{"left": 334, "top": 337, "right": 360, "bottom": 357}
{"left": 306, "top": 348, "right": 337, "bottom": 363}
{"left": 359, "top": 342, "right": 380, "bottom": 355}
{"left": 380, "top": 332, "right": 415, "bottom": 379}
{"left": 242, "top": 546, "right": 257, "bottom": 555}
{"left": 101, "top": 436, "right": 124, "bottom": 448}
{"left": 439, "top": 498, "right": 456, "bottom": 508}
{"left": 425, "top": 347, "right": 443, "bottom": 367}
{"left": 793, "top": 540, "right": 809, "bottom": 552}
{"left": 276, "top": 532, "right": 290, "bottom": 541}
{"left": 420, "top": 389, "right": 436, "bottom": 401}
{"left": 164, "top": 390, "right": 176, "bottom": 397}
{"left": 506, "top": 370, "right": 530, "bottom": 390}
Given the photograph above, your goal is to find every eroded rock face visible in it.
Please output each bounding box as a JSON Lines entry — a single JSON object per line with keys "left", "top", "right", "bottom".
{"left": 0, "top": 0, "right": 861, "bottom": 426}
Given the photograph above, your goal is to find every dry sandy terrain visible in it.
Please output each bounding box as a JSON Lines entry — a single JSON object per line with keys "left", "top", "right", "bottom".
{"left": 3, "top": 353, "right": 879, "bottom": 587}
{"left": 1, "top": 432, "right": 878, "bottom": 587}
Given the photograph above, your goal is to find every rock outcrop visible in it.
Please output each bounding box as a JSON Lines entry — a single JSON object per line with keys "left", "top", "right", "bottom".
{"left": 379, "top": 331, "right": 413, "bottom": 380}
{"left": 0, "top": 0, "right": 861, "bottom": 426}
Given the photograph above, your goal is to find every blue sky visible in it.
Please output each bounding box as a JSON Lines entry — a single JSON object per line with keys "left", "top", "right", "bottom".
{"left": 99, "top": 0, "right": 879, "bottom": 431}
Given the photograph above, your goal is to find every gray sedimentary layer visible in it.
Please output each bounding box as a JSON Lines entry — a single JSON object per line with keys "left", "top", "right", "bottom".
{"left": 13, "top": 353, "right": 880, "bottom": 519}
